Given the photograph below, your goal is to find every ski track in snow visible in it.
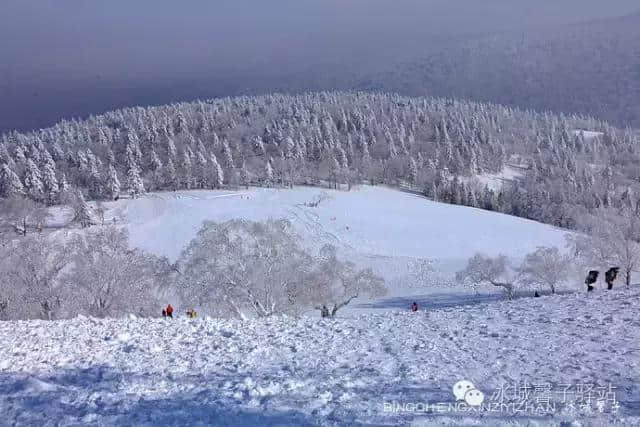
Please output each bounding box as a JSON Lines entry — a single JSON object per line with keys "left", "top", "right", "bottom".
{"left": 2, "top": 289, "right": 640, "bottom": 426}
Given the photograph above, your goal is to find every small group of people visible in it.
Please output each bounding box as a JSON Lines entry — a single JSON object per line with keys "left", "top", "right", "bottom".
{"left": 585, "top": 267, "right": 620, "bottom": 292}
{"left": 161, "top": 304, "right": 198, "bottom": 318}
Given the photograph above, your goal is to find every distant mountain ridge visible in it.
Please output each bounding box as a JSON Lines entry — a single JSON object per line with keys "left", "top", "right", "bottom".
{"left": 359, "top": 12, "right": 640, "bottom": 127}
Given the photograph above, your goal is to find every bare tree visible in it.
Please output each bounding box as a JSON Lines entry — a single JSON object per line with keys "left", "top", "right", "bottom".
{"left": 407, "top": 258, "right": 436, "bottom": 289}
{"left": 518, "top": 246, "right": 569, "bottom": 294}
{"left": 0, "top": 196, "right": 49, "bottom": 235}
{"left": 94, "top": 201, "right": 107, "bottom": 226}
{"left": 308, "top": 244, "right": 386, "bottom": 317}
{"left": 456, "top": 253, "right": 515, "bottom": 299}
{"left": 64, "top": 226, "right": 166, "bottom": 318}
{"left": 60, "top": 189, "right": 95, "bottom": 228}
{"left": 0, "top": 242, "right": 17, "bottom": 320}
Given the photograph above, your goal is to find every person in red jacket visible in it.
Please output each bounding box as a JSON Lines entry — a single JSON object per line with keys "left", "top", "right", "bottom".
{"left": 166, "top": 304, "right": 174, "bottom": 318}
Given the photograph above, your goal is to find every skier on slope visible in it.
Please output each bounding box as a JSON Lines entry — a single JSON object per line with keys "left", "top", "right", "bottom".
{"left": 166, "top": 304, "right": 174, "bottom": 318}
{"left": 411, "top": 302, "right": 418, "bottom": 312}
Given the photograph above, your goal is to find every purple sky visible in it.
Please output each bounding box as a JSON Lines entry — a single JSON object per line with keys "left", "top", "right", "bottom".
{"left": 1, "top": 0, "right": 638, "bottom": 132}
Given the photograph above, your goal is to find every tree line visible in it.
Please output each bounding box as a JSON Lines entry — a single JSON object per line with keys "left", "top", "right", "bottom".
{"left": 1, "top": 91, "right": 639, "bottom": 233}
{"left": 0, "top": 220, "right": 385, "bottom": 321}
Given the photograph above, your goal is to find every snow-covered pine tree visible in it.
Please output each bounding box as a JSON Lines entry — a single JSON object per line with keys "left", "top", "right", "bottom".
{"left": 265, "top": 158, "right": 274, "bottom": 187}
{"left": 106, "top": 164, "right": 121, "bottom": 200}
{"left": 41, "top": 151, "right": 59, "bottom": 204}
{"left": 23, "top": 159, "right": 44, "bottom": 201}
{"left": 409, "top": 157, "right": 418, "bottom": 186}
{"left": 74, "top": 190, "right": 93, "bottom": 228}
{"left": 252, "top": 135, "right": 266, "bottom": 156}
{"left": 126, "top": 161, "right": 145, "bottom": 198}
{"left": 0, "top": 144, "right": 14, "bottom": 168}
{"left": 221, "top": 139, "right": 235, "bottom": 180}
{"left": 240, "top": 160, "right": 250, "bottom": 189}
{"left": 164, "top": 158, "right": 177, "bottom": 191}
{"left": 195, "top": 150, "right": 208, "bottom": 189}
{"left": 210, "top": 153, "right": 224, "bottom": 189}
{"left": 13, "top": 145, "right": 26, "bottom": 164}
{"left": 86, "top": 150, "right": 102, "bottom": 198}
{"left": 0, "top": 163, "right": 24, "bottom": 197}
{"left": 166, "top": 137, "right": 177, "bottom": 159}
{"left": 148, "top": 149, "right": 163, "bottom": 190}
{"left": 180, "top": 150, "right": 193, "bottom": 189}
{"left": 59, "top": 173, "right": 70, "bottom": 195}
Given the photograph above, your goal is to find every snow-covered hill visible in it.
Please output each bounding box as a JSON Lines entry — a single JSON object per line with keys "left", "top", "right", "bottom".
{"left": 2, "top": 288, "right": 638, "bottom": 426}
{"left": 103, "top": 186, "right": 569, "bottom": 309}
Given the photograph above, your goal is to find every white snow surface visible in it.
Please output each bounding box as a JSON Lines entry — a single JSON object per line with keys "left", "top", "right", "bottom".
{"left": 2, "top": 289, "right": 639, "bottom": 426}
{"left": 574, "top": 130, "right": 604, "bottom": 140}
{"left": 104, "top": 186, "right": 569, "bottom": 306}
{"left": 474, "top": 164, "right": 525, "bottom": 191}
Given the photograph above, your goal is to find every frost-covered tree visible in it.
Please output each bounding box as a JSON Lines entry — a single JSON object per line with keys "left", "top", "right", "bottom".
{"left": 194, "top": 150, "right": 208, "bottom": 188}
{"left": 23, "top": 159, "right": 43, "bottom": 201}
{"left": 178, "top": 219, "right": 311, "bottom": 319}
{"left": 408, "top": 157, "right": 418, "bottom": 186}
{"left": 164, "top": 158, "right": 177, "bottom": 190}
{"left": 264, "top": 159, "right": 274, "bottom": 187}
{"left": 518, "top": 246, "right": 569, "bottom": 294}
{"left": 148, "top": 149, "right": 164, "bottom": 190}
{"left": 59, "top": 173, "right": 70, "bottom": 194}
{"left": 570, "top": 207, "right": 640, "bottom": 287}
{"left": 61, "top": 188, "right": 93, "bottom": 228}
{"left": 0, "top": 196, "right": 49, "bottom": 235}
{"left": 40, "top": 151, "right": 59, "bottom": 204}
{"left": 240, "top": 160, "right": 250, "bottom": 189}
{"left": 308, "top": 244, "right": 386, "bottom": 317}
{"left": 126, "top": 162, "right": 145, "bottom": 198}
{"left": 65, "top": 226, "right": 165, "bottom": 318}
{"left": 0, "top": 163, "right": 24, "bottom": 197}
{"left": 4, "top": 235, "right": 68, "bottom": 320}
{"left": 1, "top": 91, "right": 639, "bottom": 232}
{"left": 105, "top": 164, "right": 121, "bottom": 200}
{"left": 180, "top": 149, "right": 193, "bottom": 189}
{"left": 209, "top": 153, "right": 224, "bottom": 189}
{"left": 456, "top": 253, "right": 515, "bottom": 298}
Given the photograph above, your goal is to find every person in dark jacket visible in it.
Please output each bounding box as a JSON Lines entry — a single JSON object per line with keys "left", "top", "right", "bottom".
{"left": 162, "top": 309, "right": 167, "bottom": 318}
{"left": 585, "top": 270, "right": 599, "bottom": 292}
{"left": 411, "top": 302, "right": 418, "bottom": 312}
{"left": 320, "top": 305, "right": 330, "bottom": 318}
{"left": 605, "top": 267, "right": 619, "bottom": 290}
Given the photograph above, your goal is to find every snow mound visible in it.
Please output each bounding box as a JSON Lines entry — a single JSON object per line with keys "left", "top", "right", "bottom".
{"left": 1, "top": 288, "right": 639, "bottom": 425}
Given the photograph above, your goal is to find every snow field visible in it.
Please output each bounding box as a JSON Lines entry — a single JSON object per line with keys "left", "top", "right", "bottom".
{"left": 102, "top": 185, "right": 570, "bottom": 306}
{"left": 2, "top": 288, "right": 639, "bottom": 425}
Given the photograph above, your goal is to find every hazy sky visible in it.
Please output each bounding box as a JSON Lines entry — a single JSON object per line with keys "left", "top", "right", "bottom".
{"left": 2, "top": 0, "right": 639, "bottom": 132}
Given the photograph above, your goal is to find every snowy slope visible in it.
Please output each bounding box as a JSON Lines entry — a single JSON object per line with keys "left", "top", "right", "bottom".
{"left": 102, "top": 186, "right": 569, "bottom": 307}
{"left": 2, "top": 288, "right": 639, "bottom": 426}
